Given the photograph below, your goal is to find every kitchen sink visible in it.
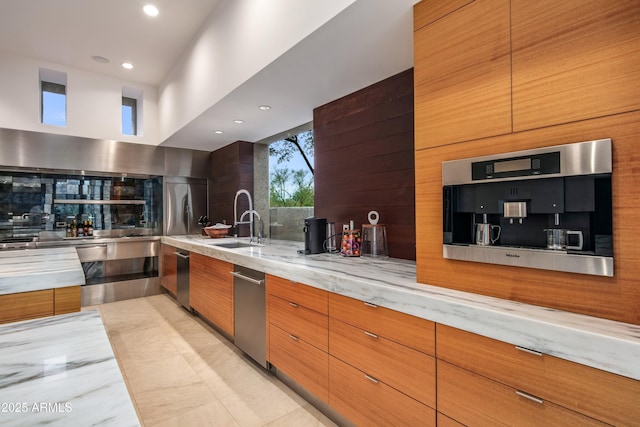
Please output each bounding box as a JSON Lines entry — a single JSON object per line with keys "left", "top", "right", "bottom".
{"left": 211, "top": 241, "right": 257, "bottom": 249}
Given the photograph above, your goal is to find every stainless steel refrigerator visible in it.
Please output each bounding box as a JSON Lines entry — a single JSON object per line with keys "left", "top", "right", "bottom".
{"left": 164, "top": 177, "right": 208, "bottom": 235}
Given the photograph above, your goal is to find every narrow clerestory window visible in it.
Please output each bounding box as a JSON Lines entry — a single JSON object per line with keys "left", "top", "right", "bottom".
{"left": 40, "top": 68, "right": 67, "bottom": 127}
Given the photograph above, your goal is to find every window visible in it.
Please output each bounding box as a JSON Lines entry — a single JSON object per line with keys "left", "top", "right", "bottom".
{"left": 122, "top": 87, "right": 142, "bottom": 136}
{"left": 122, "top": 97, "right": 137, "bottom": 135}
{"left": 39, "top": 68, "right": 67, "bottom": 126}
{"left": 267, "top": 126, "right": 314, "bottom": 241}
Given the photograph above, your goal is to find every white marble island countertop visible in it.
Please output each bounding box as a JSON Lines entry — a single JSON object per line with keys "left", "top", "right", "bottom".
{"left": 164, "top": 235, "right": 640, "bottom": 382}
{"left": 0, "top": 247, "right": 85, "bottom": 295}
{"left": 0, "top": 310, "right": 139, "bottom": 426}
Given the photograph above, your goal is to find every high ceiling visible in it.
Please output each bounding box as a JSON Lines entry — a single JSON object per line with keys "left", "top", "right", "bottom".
{"left": 0, "top": 0, "right": 418, "bottom": 151}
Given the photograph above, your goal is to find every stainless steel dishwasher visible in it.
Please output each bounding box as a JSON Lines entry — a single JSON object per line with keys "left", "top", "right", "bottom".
{"left": 232, "top": 265, "right": 267, "bottom": 368}
{"left": 175, "top": 250, "right": 190, "bottom": 310}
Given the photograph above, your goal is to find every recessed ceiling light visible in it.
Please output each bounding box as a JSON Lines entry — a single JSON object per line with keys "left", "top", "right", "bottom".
{"left": 122, "top": 62, "right": 134, "bottom": 70}
{"left": 233, "top": 119, "right": 244, "bottom": 124}
{"left": 258, "top": 105, "right": 271, "bottom": 111}
{"left": 91, "top": 55, "right": 109, "bottom": 64}
{"left": 214, "top": 130, "right": 224, "bottom": 134}
{"left": 143, "top": 4, "right": 159, "bottom": 17}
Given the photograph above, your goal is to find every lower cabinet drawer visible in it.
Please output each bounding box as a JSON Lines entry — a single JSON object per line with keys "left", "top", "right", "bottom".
{"left": 270, "top": 295, "right": 328, "bottom": 352}
{"left": 437, "top": 360, "right": 607, "bottom": 427}
{"left": 437, "top": 324, "right": 640, "bottom": 426}
{"left": 0, "top": 290, "right": 54, "bottom": 323}
{"left": 329, "top": 356, "right": 436, "bottom": 427}
{"left": 270, "top": 324, "right": 328, "bottom": 402}
{"left": 329, "top": 293, "right": 435, "bottom": 355}
{"left": 329, "top": 317, "right": 435, "bottom": 408}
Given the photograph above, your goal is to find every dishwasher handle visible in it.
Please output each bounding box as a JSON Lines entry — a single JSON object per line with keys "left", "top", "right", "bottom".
{"left": 230, "top": 271, "right": 264, "bottom": 285}
{"left": 174, "top": 251, "right": 190, "bottom": 259}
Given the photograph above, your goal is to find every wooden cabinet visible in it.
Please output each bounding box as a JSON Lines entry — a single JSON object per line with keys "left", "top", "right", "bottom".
{"left": 0, "top": 286, "right": 81, "bottom": 324}
{"left": 413, "top": 0, "right": 511, "bottom": 149}
{"left": 160, "top": 244, "right": 177, "bottom": 295}
{"left": 270, "top": 324, "right": 328, "bottom": 401}
{"left": 437, "top": 324, "right": 640, "bottom": 426}
{"left": 511, "top": 0, "right": 640, "bottom": 132}
{"left": 329, "top": 356, "right": 435, "bottom": 427}
{"left": 328, "top": 292, "right": 434, "bottom": 355}
{"left": 329, "top": 317, "right": 435, "bottom": 408}
{"left": 0, "top": 290, "right": 53, "bottom": 323}
{"left": 438, "top": 360, "right": 607, "bottom": 426}
{"left": 266, "top": 274, "right": 329, "bottom": 401}
{"left": 328, "top": 293, "right": 436, "bottom": 425}
{"left": 189, "top": 253, "right": 234, "bottom": 336}
{"left": 54, "top": 286, "right": 81, "bottom": 315}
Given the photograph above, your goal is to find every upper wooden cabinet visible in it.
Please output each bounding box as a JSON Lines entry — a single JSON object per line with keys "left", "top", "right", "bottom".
{"left": 512, "top": 0, "right": 640, "bottom": 131}
{"left": 414, "top": 0, "right": 512, "bottom": 149}
{"left": 413, "top": 0, "right": 473, "bottom": 31}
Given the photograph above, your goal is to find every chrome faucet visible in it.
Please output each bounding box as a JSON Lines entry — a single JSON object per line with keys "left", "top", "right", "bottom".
{"left": 239, "top": 209, "right": 262, "bottom": 244}
{"left": 233, "top": 189, "right": 253, "bottom": 238}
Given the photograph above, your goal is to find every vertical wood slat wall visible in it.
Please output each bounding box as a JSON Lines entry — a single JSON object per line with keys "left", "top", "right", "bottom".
{"left": 313, "top": 69, "right": 416, "bottom": 260}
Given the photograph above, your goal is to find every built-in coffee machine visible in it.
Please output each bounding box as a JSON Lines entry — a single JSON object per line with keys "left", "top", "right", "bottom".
{"left": 442, "top": 139, "right": 613, "bottom": 277}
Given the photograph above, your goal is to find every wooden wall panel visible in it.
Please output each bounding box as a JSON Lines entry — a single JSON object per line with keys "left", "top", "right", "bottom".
{"left": 414, "top": 0, "right": 512, "bottom": 149}
{"left": 512, "top": 0, "right": 640, "bottom": 132}
{"left": 414, "top": 0, "right": 474, "bottom": 31}
{"left": 210, "top": 141, "right": 253, "bottom": 232}
{"left": 415, "top": 111, "right": 640, "bottom": 324}
{"left": 314, "top": 69, "right": 416, "bottom": 260}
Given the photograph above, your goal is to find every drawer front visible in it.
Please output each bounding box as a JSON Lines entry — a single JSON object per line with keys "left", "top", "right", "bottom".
{"left": 107, "top": 240, "right": 159, "bottom": 260}
{"left": 270, "top": 295, "right": 328, "bottom": 352}
{"left": 437, "top": 324, "right": 640, "bottom": 426}
{"left": 329, "top": 317, "right": 435, "bottom": 408}
{"left": 329, "top": 356, "right": 436, "bottom": 427}
{"left": 0, "top": 290, "right": 54, "bottom": 323}
{"left": 270, "top": 324, "right": 328, "bottom": 402}
{"left": 267, "top": 274, "right": 328, "bottom": 315}
{"left": 437, "top": 360, "right": 607, "bottom": 427}
{"left": 329, "top": 293, "right": 434, "bottom": 355}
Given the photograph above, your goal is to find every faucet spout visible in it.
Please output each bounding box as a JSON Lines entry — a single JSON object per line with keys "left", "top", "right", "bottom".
{"left": 233, "top": 189, "right": 253, "bottom": 238}
{"left": 239, "top": 209, "right": 262, "bottom": 244}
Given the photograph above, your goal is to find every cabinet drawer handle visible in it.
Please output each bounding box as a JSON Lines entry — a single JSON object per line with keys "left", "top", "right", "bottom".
{"left": 516, "top": 390, "right": 544, "bottom": 404}
{"left": 364, "top": 331, "right": 378, "bottom": 339}
{"left": 289, "top": 334, "right": 299, "bottom": 341}
{"left": 364, "top": 302, "right": 378, "bottom": 308}
{"left": 364, "top": 374, "right": 379, "bottom": 384}
{"left": 289, "top": 302, "right": 299, "bottom": 308}
{"left": 515, "top": 346, "right": 543, "bottom": 357}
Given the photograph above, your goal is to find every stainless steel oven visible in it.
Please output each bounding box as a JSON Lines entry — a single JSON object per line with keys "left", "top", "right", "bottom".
{"left": 442, "top": 138, "right": 613, "bottom": 277}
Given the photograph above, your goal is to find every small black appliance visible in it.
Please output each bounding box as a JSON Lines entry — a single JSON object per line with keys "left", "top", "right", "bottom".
{"left": 299, "top": 217, "right": 327, "bottom": 255}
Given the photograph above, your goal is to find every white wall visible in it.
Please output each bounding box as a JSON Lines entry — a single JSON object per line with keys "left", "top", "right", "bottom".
{"left": 158, "top": 0, "right": 356, "bottom": 143}
{"left": 0, "top": 52, "right": 159, "bottom": 145}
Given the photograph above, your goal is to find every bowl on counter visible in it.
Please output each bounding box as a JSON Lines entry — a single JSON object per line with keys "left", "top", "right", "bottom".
{"left": 204, "top": 224, "right": 232, "bottom": 238}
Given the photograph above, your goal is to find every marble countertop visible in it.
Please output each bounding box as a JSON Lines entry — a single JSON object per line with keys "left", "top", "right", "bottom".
{"left": 0, "top": 310, "right": 139, "bottom": 426}
{"left": 164, "top": 235, "right": 640, "bottom": 381}
{"left": 0, "top": 247, "right": 85, "bottom": 296}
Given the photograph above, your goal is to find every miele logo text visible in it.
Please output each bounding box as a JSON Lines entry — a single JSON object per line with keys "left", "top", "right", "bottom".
{"left": 506, "top": 253, "right": 520, "bottom": 258}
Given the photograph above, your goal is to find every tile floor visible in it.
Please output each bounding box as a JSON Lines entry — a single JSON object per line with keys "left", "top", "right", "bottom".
{"left": 84, "top": 294, "right": 337, "bottom": 427}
